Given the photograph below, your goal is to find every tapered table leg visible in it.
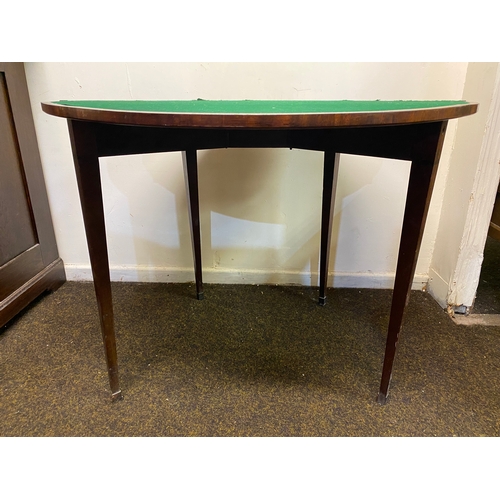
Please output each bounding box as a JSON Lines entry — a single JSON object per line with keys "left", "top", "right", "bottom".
{"left": 377, "top": 121, "right": 447, "bottom": 404}
{"left": 67, "top": 119, "right": 122, "bottom": 401}
{"left": 319, "top": 152, "right": 341, "bottom": 306}
{"left": 183, "top": 150, "right": 204, "bottom": 300}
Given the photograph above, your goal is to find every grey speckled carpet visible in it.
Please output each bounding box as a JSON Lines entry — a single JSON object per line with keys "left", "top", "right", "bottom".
{"left": 473, "top": 236, "right": 500, "bottom": 314}
{"left": 1, "top": 280, "right": 499, "bottom": 437}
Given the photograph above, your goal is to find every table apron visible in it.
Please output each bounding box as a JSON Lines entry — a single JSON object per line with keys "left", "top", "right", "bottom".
{"left": 90, "top": 121, "right": 447, "bottom": 162}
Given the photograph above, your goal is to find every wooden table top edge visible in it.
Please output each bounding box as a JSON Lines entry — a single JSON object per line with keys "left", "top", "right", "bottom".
{"left": 41, "top": 101, "right": 478, "bottom": 129}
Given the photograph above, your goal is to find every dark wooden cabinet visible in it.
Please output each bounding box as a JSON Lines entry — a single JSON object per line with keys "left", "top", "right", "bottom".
{"left": 0, "top": 62, "right": 65, "bottom": 327}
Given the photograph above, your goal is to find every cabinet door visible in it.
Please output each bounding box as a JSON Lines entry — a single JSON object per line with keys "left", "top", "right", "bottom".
{"left": 0, "top": 62, "right": 65, "bottom": 327}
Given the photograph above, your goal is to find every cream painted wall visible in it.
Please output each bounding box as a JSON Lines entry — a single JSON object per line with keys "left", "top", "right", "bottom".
{"left": 25, "top": 62, "right": 470, "bottom": 288}
{"left": 428, "top": 62, "right": 500, "bottom": 309}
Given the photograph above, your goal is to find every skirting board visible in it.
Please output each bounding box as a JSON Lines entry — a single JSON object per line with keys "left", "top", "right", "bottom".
{"left": 64, "top": 264, "right": 428, "bottom": 290}
{"left": 426, "top": 267, "right": 450, "bottom": 309}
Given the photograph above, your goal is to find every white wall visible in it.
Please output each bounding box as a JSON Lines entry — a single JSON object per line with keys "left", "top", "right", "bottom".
{"left": 25, "top": 62, "right": 470, "bottom": 288}
{"left": 428, "top": 62, "right": 500, "bottom": 309}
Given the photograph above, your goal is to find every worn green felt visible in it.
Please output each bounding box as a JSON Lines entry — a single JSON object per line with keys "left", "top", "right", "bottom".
{"left": 54, "top": 100, "right": 469, "bottom": 114}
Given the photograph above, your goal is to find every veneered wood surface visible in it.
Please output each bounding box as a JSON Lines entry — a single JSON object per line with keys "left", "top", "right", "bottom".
{"left": 42, "top": 100, "right": 478, "bottom": 129}
{"left": 0, "top": 72, "right": 37, "bottom": 267}
{"left": 41, "top": 98, "right": 478, "bottom": 403}
{"left": 0, "top": 62, "right": 65, "bottom": 327}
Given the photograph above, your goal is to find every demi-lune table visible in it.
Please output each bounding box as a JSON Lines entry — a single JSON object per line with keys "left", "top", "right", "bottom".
{"left": 42, "top": 99, "right": 478, "bottom": 403}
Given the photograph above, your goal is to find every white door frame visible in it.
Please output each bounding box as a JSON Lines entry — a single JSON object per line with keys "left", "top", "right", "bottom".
{"left": 448, "top": 65, "right": 500, "bottom": 312}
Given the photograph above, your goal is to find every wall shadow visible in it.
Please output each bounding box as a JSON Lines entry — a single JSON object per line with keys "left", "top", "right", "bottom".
{"left": 102, "top": 148, "right": 385, "bottom": 290}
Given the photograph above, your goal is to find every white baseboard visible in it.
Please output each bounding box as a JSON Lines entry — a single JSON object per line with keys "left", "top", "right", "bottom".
{"left": 64, "top": 264, "right": 428, "bottom": 290}
{"left": 427, "top": 267, "right": 450, "bottom": 309}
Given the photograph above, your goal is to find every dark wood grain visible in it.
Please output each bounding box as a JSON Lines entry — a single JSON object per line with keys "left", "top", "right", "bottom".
{"left": 42, "top": 101, "right": 478, "bottom": 129}
{"left": 0, "top": 247, "right": 43, "bottom": 300}
{"left": 89, "top": 122, "right": 442, "bottom": 160}
{"left": 5, "top": 65, "right": 60, "bottom": 265}
{"left": 182, "top": 150, "right": 204, "bottom": 300}
{"left": 67, "top": 119, "right": 122, "bottom": 401}
{"left": 0, "top": 72, "right": 38, "bottom": 266}
{"left": 377, "top": 121, "right": 448, "bottom": 404}
{"left": 42, "top": 99, "right": 477, "bottom": 403}
{"left": 319, "top": 152, "right": 340, "bottom": 306}
{"left": 0, "top": 259, "right": 65, "bottom": 327}
{"left": 0, "top": 62, "right": 65, "bottom": 328}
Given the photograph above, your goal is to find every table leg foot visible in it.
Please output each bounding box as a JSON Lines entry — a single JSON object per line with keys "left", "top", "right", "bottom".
{"left": 197, "top": 291, "right": 204, "bottom": 300}
{"left": 376, "top": 392, "right": 387, "bottom": 405}
{"left": 318, "top": 296, "right": 327, "bottom": 306}
{"left": 111, "top": 390, "right": 123, "bottom": 402}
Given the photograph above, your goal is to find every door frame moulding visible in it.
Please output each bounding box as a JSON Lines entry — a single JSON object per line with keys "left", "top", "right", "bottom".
{"left": 447, "top": 64, "right": 500, "bottom": 313}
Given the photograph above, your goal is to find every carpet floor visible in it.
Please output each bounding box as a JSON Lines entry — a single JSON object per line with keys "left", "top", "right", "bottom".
{"left": 1, "top": 278, "right": 499, "bottom": 437}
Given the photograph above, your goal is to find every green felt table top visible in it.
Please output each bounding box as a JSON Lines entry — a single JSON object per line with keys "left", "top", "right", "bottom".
{"left": 53, "top": 100, "right": 470, "bottom": 114}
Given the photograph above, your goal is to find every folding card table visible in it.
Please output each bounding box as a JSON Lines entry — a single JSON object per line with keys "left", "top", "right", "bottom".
{"left": 42, "top": 100, "right": 478, "bottom": 403}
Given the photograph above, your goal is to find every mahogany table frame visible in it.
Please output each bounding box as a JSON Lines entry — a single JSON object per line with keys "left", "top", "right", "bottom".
{"left": 42, "top": 101, "right": 477, "bottom": 404}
